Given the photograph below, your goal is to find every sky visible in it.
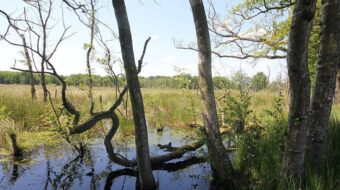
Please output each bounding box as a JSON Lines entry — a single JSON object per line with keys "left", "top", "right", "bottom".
{"left": 0, "top": 0, "right": 287, "bottom": 81}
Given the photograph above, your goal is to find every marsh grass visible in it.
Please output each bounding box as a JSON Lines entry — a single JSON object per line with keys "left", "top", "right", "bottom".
{"left": 0, "top": 85, "right": 339, "bottom": 190}
{"left": 143, "top": 89, "right": 202, "bottom": 127}
{"left": 231, "top": 92, "right": 340, "bottom": 190}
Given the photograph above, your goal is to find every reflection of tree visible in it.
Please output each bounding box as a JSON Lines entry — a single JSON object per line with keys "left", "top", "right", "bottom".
{"left": 50, "top": 154, "right": 84, "bottom": 190}
{"left": 44, "top": 160, "right": 51, "bottom": 190}
{"left": 104, "top": 156, "right": 205, "bottom": 190}
{"left": 0, "top": 176, "right": 4, "bottom": 185}
{"left": 87, "top": 150, "right": 96, "bottom": 190}
{"left": 46, "top": 149, "right": 98, "bottom": 190}
{"left": 10, "top": 163, "right": 19, "bottom": 183}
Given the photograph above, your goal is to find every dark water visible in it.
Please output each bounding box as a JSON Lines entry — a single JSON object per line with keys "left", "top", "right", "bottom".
{"left": 0, "top": 127, "right": 212, "bottom": 190}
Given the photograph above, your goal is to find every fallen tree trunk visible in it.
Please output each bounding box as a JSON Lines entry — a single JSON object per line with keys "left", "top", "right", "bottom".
{"left": 103, "top": 111, "right": 206, "bottom": 167}
{"left": 104, "top": 114, "right": 234, "bottom": 168}
{"left": 104, "top": 156, "right": 206, "bottom": 190}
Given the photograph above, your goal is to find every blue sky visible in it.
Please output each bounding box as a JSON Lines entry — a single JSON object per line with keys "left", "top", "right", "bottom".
{"left": 0, "top": 0, "right": 287, "bottom": 81}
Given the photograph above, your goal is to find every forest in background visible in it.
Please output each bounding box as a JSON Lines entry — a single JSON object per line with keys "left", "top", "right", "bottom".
{"left": 0, "top": 70, "right": 279, "bottom": 91}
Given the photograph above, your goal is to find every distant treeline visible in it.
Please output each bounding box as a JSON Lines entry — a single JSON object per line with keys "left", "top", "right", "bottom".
{"left": 0, "top": 71, "right": 283, "bottom": 91}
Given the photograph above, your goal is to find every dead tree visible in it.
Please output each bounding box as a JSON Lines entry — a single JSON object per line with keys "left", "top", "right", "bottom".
{"left": 189, "top": 0, "right": 235, "bottom": 187}
{"left": 85, "top": 0, "right": 96, "bottom": 114}
{"left": 0, "top": 8, "right": 37, "bottom": 100}
{"left": 36, "top": 0, "right": 50, "bottom": 103}
{"left": 0, "top": 0, "right": 68, "bottom": 102}
{"left": 21, "top": 34, "right": 36, "bottom": 100}
{"left": 9, "top": 133, "right": 22, "bottom": 158}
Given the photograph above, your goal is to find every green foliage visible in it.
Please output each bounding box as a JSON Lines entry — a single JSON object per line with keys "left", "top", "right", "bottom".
{"left": 119, "top": 117, "right": 135, "bottom": 136}
{"left": 230, "top": 89, "right": 340, "bottom": 190}
{"left": 232, "top": 91, "right": 287, "bottom": 189}
{"left": 0, "top": 71, "right": 289, "bottom": 91}
{"left": 145, "top": 95, "right": 166, "bottom": 127}
{"left": 49, "top": 106, "right": 97, "bottom": 151}
{"left": 64, "top": 73, "right": 115, "bottom": 87}
{"left": 0, "top": 71, "right": 60, "bottom": 85}
{"left": 0, "top": 84, "right": 338, "bottom": 189}
{"left": 213, "top": 76, "right": 232, "bottom": 89}
{"left": 0, "top": 94, "right": 50, "bottom": 131}
{"left": 251, "top": 72, "right": 268, "bottom": 91}
{"left": 143, "top": 89, "right": 202, "bottom": 127}
{"left": 232, "top": 0, "right": 292, "bottom": 16}
{"left": 231, "top": 71, "right": 251, "bottom": 91}
{"left": 308, "top": 0, "right": 322, "bottom": 85}
{"left": 0, "top": 106, "right": 10, "bottom": 120}
{"left": 264, "top": 91, "right": 284, "bottom": 123}
{"left": 221, "top": 82, "right": 252, "bottom": 132}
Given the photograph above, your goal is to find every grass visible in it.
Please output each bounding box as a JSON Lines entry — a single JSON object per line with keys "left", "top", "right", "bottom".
{"left": 230, "top": 94, "right": 340, "bottom": 190}
{"left": 0, "top": 130, "right": 61, "bottom": 155}
{"left": 0, "top": 84, "right": 339, "bottom": 189}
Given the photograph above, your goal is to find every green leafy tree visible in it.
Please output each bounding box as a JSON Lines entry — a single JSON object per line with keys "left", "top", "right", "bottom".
{"left": 251, "top": 72, "right": 268, "bottom": 91}
{"left": 231, "top": 70, "right": 251, "bottom": 90}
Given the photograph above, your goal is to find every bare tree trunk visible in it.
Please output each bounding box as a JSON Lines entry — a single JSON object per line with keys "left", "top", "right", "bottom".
{"left": 189, "top": 0, "right": 234, "bottom": 187}
{"left": 9, "top": 133, "right": 22, "bottom": 158}
{"left": 111, "top": 0, "right": 156, "bottom": 189}
{"left": 86, "top": 0, "right": 95, "bottom": 114}
{"left": 38, "top": 0, "right": 49, "bottom": 103}
{"left": 282, "top": 0, "right": 316, "bottom": 181}
{"left": 41, "top": 66, "right": 48, "bottom": 102}
{"left": 21, "top": 35, "right": 36, "bottom": 100}
{"left": 307, "top": 0, "right": 340, "bottom": 170}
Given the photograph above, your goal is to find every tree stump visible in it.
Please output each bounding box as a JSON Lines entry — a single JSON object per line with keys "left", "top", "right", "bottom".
{"left": 9, "top": 133, "right": 22, "bottom": 158}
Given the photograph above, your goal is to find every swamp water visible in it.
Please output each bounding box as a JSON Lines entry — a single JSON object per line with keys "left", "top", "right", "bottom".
{"left": 0, "top": 127, "right": 212, "bottom": 190}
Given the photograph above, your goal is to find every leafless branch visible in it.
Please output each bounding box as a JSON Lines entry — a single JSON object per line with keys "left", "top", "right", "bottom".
{"left": 138, "top": 37, "right": 151, "bottom": 73}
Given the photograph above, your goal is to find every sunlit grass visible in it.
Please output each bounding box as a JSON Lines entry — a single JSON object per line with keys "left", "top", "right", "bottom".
{"left": 1, "top": 84, "right": 339, "bottom": 189}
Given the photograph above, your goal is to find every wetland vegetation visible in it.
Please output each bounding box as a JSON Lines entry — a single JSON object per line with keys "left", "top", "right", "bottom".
{"left": 1, "top": 0, "right": 340, "bottom": 189}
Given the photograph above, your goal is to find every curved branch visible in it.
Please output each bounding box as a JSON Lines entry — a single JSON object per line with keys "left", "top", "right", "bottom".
{"left": 176, "top": 45, "right": 286, "bottom": 60}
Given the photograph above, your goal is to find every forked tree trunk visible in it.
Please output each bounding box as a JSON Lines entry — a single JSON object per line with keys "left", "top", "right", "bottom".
{"left": 282, "top": 0, "right": 316, "bottom": 181}
{"left": 21, "top": 35, "right": 36, "bottom": 100}
{"left": 111, "top": 0, "right": 156, "bottom": 189}
{"left": 307, "top": 0, "right": 340, "bottom": 170}
{"left": 189, "top": 0, "right": 234, "bottom": 188}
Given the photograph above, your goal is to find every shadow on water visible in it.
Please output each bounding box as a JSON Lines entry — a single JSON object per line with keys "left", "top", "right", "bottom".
{"left": 0, "top": 127, "right": 215, "bottom": 190}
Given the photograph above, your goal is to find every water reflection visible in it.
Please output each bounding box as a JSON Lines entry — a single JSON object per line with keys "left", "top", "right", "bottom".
{"left": 10, "top": 163, "right": 19, "bottom": 182}
{"left": 0, "top": 127, "right": 212, "bottom": 190}
{"left": 104, "top": 156, "right": 206, "bottom": 190}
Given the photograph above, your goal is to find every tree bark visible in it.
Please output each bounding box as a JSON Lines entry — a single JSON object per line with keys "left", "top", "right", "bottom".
{"left": 9, "top": 133, "right": 22, "bottom": 158}
{"left": 38, "top": 0, "right": 49, "bottom": 103}
{"left": 282, "top": 0, "right": 316, "bottom": 181}
{"left": 189, "top": 0, "right": 234, "bottom": 188}
{"left": 21, "top": 35, "right": 36, "bottom": 100}
{"left": 86, "top": 0, "right": 95, "bottom": 114}
{"left": 307, "top": 0, "right": 340, "bottom": 170}
{"left": 111, "top": 1, "right": 156, "bottom": 189}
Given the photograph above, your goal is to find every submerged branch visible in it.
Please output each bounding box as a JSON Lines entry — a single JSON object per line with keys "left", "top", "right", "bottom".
{"left": 104, "top": 156, "right": 206, "bottom": 189}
